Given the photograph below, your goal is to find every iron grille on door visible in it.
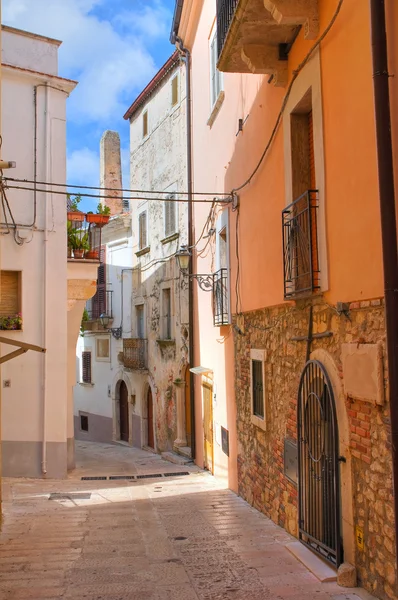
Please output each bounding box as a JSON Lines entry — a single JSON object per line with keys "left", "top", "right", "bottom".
{"left": 297, "top": 360, "right": 342, "bottom": 567}
{"left": 282, "top": 190, "right": 320, "bottom": 299}
{"left": 213, "top": 268, "right": 229, "bottom": 326}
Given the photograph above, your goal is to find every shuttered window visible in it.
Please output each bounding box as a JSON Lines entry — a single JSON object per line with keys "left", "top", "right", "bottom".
{"left": 143, "top": 111, "right": 148, "bottom": 137}
{"left": 210, "top": 31, "right": 222, "bottom": 108}
{"left": 252, "top": 360, "right": 264, "bottom": 419}
{"left": 82, "top": 351, "right": 92, "bottom": 384}
{"left": 164, "top": 196, "right": 177, "bottom": 237}
{"left": 0, "top": 271, "right": 21, "bottom": 316}
{"left": 139, "top": 212, "right": 148, "bottom": 249}
{"left": 171, "top": 75, "right": 179, "bottom": 107}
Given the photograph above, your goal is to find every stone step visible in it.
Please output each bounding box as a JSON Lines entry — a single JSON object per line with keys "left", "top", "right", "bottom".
{"left": 286, "top": 541, "right": 337, "bottom": 582}
{"left": 161, "top": 451, "right": 193, "bottom": 466}
{"left": 174, "top": 446, "right": 192, "bottom": 459}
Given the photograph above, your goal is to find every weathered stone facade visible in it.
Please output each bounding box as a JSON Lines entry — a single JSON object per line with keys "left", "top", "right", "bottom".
{"left": 234, "top": 296, "right": 396, "bottom": 600}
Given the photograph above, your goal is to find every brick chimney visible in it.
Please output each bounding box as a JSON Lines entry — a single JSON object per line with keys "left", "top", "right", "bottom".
{"left": 100, "top": 130, "right": 124, "bottom": 215}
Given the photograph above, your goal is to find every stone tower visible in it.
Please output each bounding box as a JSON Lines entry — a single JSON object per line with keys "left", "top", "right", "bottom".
{"left": 99, "top": 130, "right": 125, "bottom": 215}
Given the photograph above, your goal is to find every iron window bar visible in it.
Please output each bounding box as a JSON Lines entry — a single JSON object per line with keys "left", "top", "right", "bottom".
{"left": 216, "top": 0, "right": 239, "bottom": 58}
{"left": 282, "top": 189, "right": 320, "bottom": 299}
{"left": 213, "top": 268, "right": 229, "bottom": 326}
{"left": 123, "top": 338, "right": 148, "bottom": 370}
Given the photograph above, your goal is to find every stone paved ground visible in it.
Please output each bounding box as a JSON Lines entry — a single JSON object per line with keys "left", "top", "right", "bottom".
{"left": 0, "top": 441, "right": 376, "bottom": 600}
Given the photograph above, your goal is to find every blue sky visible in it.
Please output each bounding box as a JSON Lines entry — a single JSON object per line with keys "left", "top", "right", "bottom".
{"left": 3, "top": 0, "right": 176, "bottom": 211}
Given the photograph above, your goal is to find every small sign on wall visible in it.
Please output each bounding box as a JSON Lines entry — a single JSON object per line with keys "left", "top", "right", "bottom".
{"left": 284, "top": 439, "right": 298, "bottom": 485}
{"left": 356, "top": 525, "right": 364, "bottom": 551}
{"left": 221, "top": 426, "right": 229, "bottom": 457}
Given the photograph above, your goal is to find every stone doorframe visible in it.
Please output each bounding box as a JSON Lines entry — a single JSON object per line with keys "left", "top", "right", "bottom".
{"left": 112, "top": 371, "right": 134, "bottom": 445}
{"left": 174, "top": 364, "right": 189, "bottom": 449}
{"left": 310, "top": 348, "right": 355, "bottom": 566}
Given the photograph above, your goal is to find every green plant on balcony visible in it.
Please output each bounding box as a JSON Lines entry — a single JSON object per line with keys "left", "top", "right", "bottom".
{"left": 86, "top": 202, "right": 111, "bottom": 226}
{"left": 80, "top": 307, "right": 89, "bottom": 337}
{"left": 72, "top": 232, "right": 90, "bottom": 259}
{"left": 0, "top": 313, "right": 22, "bottom": 330}
{"left": 67, "top": 194, "right": 85, "bottom": 222}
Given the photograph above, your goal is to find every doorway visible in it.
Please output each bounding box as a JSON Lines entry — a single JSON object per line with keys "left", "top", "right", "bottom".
{"left": 203, "top": 383, "right": 214, "bottom": 474}
{"left": 119, "top": 381, "right": 129, "bottom": 443}
{"left": 147, "top": 386, "right": 154, "bottom": 449}
{"left": 297, "top": 359, "right": 342, "bottom": 567}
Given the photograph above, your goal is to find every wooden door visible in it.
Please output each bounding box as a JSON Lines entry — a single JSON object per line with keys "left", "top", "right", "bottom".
{"left": 119, "top": 381, "right": 129, "bottom": 442}
{"left": 147, "top": 387, "right": 154, "bottom": 448}
{"left": 185, "top": 367, "right": 192, "bottom": 448}
{"left": 203, "top": 383, "right": 214, "bottom": 474}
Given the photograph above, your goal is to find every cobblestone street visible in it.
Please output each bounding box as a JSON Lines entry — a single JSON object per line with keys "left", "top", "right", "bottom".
{"left": 0, "top": 442, "right": 375, "bottom": 600}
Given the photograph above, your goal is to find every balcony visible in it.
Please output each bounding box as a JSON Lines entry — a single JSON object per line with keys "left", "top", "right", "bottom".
{"left": 216, "top": 0, "right": 319, "bottom": 85}
{"left": 123, "top": 338, "right": 148, "bottom": 370}
{"left": 67, "top": 213, "right": 107, "bottom": 262}
{"left": 213, "top": 268, "right": 230, "bottom": 326}
{"left": 282, "top": 190, "right": 320, "bottom": 299}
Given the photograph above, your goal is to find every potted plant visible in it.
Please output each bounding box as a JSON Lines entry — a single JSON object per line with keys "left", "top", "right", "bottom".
{"left": 86, "top": 203, "right": 111, "bottom": 226}
{"left": 73, "top": 232, "right": 90, "bottom": 259}
{"left": 0, "top": 313, "right": 22, "bottom": 330}
{"left": 85, "top": 247, "right": 99, "bottom": 260}
{"left": 67, "top": 194, "right": 85, "bottom": 222}
{"left": 67, "top": 221, "right": 76, "bottom": 258}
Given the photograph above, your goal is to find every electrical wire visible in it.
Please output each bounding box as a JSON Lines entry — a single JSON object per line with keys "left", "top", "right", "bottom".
{"left": 231, "top": 0, "right": 344, "bottom": 194}
{"left": 4, "top": 176, "right": 231, "bottom": 198}
{"left": 4, "top": 183, "right": 228, "bottom": 205}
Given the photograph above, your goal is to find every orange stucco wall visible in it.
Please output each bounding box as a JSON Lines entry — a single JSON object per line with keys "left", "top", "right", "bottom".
{"left": 184, "top": 0, "right": 387, "bottom": 487}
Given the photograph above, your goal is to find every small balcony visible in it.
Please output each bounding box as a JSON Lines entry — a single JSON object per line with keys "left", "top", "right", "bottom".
{"left": 67, "top": 213, "right": 108, "bottom": 262}
{"left": 123, "top": 338, "right": 148, "bottom": 370}
{"left": 282, "top": 190, "right": 320, "bottom": 299}
{"left": 213, "top": 268, "right": 230, "bottom": 326}
{"left": 216, "top": 0, "right": 319, "bottom": 85}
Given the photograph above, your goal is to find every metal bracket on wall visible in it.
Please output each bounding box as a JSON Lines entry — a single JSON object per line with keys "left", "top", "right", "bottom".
{"left": 0, "top": 336, "right": 46, "bottom": 364}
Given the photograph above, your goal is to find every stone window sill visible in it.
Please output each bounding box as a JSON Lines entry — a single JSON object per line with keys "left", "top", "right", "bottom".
{"left": 156, "top": 339, "right": 175, "bottom": 347}
{"left": 136, "top": 246, "right": 150, "bottom": 257}
{"left": 79, "top": 382, "right": 94, "bottom": 387}
{"left": 161, "top": 232, "right": 179, "bottom": 245}
{"left": 251, "top": 414, "right": 266, "bottom": 431}
{"left": 207, "top": 91, "right": 225, "bottom": 128}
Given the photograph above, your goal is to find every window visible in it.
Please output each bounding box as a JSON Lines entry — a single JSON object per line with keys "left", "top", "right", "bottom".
{"left": 164, "top": 195, "right": 177, "bottom": 238}
{"left": 91, "top": 247, "right": 106, "bottom": 319}
{"left": 136, "top": 304, "right": 145, "bottom": 338}
{"left": 96, "top": 336, "right": 110, "bottom": 361}
{"left": 162, "top": 288, "right": 171, "bottom": 339}
{"left": 250, "top": 349, "right": 266, "bottom": 430}
{"left": 171, "top": 75, "right": 179, "bottom": 107}
{"left": 138, "top": 211, "right": 148, "bottom": 249}
{"left": 143, "top": 111, "right": 148, "bottom": 137}
{"left": 0, "top": 270, "right": 21, "bottom": 318}
{"left": 82, "top": 351, "right": 92, "bottom": 384}
{"left": 80, "top": 414, "right": 88, "bottom": 432}
{"left": 210, "top": 29, "right": 223, "bottom": 109}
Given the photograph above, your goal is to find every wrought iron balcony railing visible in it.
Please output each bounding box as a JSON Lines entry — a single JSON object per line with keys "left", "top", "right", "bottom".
{"left": 123, "top": 338, "right": 147, "bottom": 370}
{"left": 213, "top": 268, "right": 230, "bottom": 326}
{"left": 282, "top": 190, "right": 320, "bottom": 299}
{"left": 86, "top": 290, "right": 113, "bottom": 321}
{"left": 216, "top": 0, "right": 238, "bottom": 58}
{"left": 67, "top": 213, "right": 104, "bottom": 261}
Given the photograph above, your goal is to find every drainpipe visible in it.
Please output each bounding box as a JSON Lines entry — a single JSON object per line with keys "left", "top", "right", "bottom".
{"left": 370, "top": 0, "right": 398, "bottom": 564}
{"left": 41, "top": 84, "right": 50, "bottom": 474}
{"left": 175, "top": 37, "right": 196, "bottom": 460}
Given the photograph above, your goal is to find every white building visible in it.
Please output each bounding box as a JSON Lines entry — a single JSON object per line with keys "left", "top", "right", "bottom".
{"left": 74, "top": 131, "right": 133, "bottom": 444}
{"left": 119, "top": 51, "right": 190, "bottom": 454}
{"left": 1, "top": 26, "right": 98, "bottom": 478}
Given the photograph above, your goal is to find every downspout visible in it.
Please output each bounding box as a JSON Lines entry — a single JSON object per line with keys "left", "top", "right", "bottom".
{"left": 370, "top": 0, "right": 398, "bottom": 565}
{"left": 176, "top": 37, "right": 196, "bottom": 460}
{"left": 41, "top": 84, "right": 50, "bottom": 474}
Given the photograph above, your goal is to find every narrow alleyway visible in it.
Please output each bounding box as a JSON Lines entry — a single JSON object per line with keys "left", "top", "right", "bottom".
{"left": 0, "top": 442, "right": 375, "bottom": 600}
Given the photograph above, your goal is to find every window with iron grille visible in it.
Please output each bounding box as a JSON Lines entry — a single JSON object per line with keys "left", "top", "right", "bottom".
{"left": 250, "top": 349, "right": 266, "bottom": 429}
{"left": 80, "top": 414, "right": 88, "bottom": 432}
{"left": 139, "top": 211, "right": 148, "bottom": 249}
{"left": 164, "top": 195, "right": 177, "bottom": 238}
{"left": 210, "top": 29, "right": 223, "bottom": 109}
{"left": 82, "top": 351, "right": 92, "bottom": 384}
{"left": 171, "top": 75, "right": 179, "bottom": 107}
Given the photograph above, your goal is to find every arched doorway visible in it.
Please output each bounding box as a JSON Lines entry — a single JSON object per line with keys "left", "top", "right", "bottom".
{"left": 147, "top": 387, "right": 154, "bottom": 448}
{"left": 297, "top": 360, "right": 342, "bottom": 567}
{"left": 119, "top": 381, "right": 129, "bottom": 443}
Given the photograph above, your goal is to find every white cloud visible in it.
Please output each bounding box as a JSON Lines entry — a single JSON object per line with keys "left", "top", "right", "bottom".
{"left": 2, "top": 0, "right": 169, "bottom": 123}
{"left": 67, "top": 146, "right": 99, "bottom": 186}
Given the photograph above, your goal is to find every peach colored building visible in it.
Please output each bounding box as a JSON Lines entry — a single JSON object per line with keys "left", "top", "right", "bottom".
{"left": 171, "top": 0, "right": 398, "bottom": 597}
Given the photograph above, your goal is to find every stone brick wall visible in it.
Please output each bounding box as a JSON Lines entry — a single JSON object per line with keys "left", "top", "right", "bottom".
{"left": 234, "top": 297, "right": 396, "bottom": 599}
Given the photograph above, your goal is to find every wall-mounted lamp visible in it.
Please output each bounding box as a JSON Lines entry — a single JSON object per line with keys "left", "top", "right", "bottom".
{"left": 99, "top": 313, "right": 122, "bottom": 339}
{"left": 175, "top": 245, "right": 214, "bottom": 292}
